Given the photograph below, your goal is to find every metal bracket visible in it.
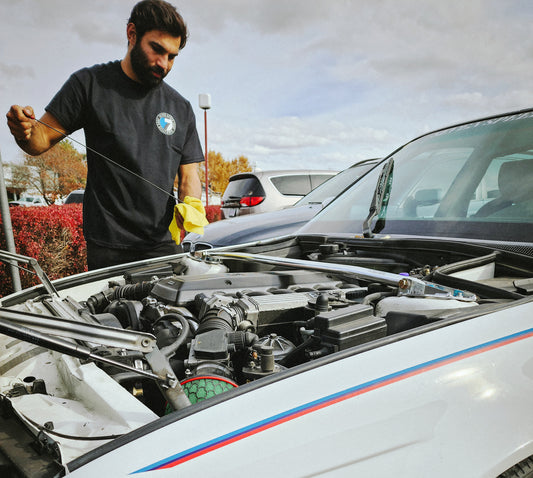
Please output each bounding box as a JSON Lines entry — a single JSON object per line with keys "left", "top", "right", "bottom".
{"left": 396, "top": 276, "right": 476, "bottom": 300}
{"left": 0, "top": 307, "right": 156, "bottom": 353}
{"left": 0, "top": 313, "right": 191, "bottom": 410}
{"left": 0, "top": 250, "right": 58, "bottom": 297}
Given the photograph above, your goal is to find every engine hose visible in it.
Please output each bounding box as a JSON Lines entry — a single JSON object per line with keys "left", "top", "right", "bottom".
{"left": 428, "top": 252, "right": 499, "bottom": 277}
{"left": 85, "top": 281, "right": 155, "bottom": 314}
{"left": 362, "top": 291, "right": 394, "bottom": 305}
{"left": 157, "top": 313, "right": 191, "bottom": 358}
{"left": 110, "top": 372, "right": 146, "bottom": 385}
{"left": 197, "top": 306, "right": 239, "bottom": 334}
{"left": 278, "top": 336, "right": 318, "bottom": 367}
{"left": 229, "top": 331, "right": 258, "bottom": 349}
{"left": 431, "top": 269, "right": 523, "bottom": 300}
{"left": 428, "top": 252, "right": 523, "bottom": 300}
{"left": 112, "top": 281, "right": 155, "bottom": 301}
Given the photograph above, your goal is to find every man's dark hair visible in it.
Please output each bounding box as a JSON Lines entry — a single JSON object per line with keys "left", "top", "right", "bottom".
{"left": 128, "top": 0, "right": 188, "bottom": 49}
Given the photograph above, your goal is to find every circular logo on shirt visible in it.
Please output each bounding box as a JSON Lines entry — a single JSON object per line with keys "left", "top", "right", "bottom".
{"left": 156, "top": 112, "right": 176, "bottom": 135}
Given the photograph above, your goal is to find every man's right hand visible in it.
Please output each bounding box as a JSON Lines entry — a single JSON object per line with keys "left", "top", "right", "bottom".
{"left": 5, "top": 107, "right": 66, "bottom": 156}
{"left": 6, "top": 105, "right": 35, "bottom": 142}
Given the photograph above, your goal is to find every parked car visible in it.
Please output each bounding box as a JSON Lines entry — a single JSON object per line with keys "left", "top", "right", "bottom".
{"left": 64, "top": 189, "right": 85, "bottom": 204}
{"left": 2, "top": 109, "right": 533, "bottom": 477}
{"left": 8, "top": 196, "right": 47, "bottom": 207}
{"left": 220, "top": 169, "right": 337, "bottom": 218}
{"left": 183, "top": 159, "right": 379, "bottom": 252}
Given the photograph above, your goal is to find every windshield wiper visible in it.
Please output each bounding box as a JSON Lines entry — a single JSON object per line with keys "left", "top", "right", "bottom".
{"left": 363, "top": 158, "right": 394, "bottom": 238}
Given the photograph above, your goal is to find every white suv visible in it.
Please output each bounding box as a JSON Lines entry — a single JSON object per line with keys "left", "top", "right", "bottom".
{"left": 221, "top": 169, "right": 336, "bottom": 218}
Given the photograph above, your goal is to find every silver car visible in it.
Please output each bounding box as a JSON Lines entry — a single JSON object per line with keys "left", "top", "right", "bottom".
{"left": 220, "top": 169, "right": 337, "bottom": 218}
{"left": 184, "top": 159, "right": 379, "bottom": 252}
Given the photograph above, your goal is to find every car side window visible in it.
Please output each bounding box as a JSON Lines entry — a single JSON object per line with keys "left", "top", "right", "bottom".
{"left": 310, "top": 174, "right": 334, "bottom": 189}
{"left": 271, "top": 175, "right": 313, "bottom": 196}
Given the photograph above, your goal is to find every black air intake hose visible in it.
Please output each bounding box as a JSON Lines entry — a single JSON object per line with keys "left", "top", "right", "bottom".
{"left": 112, "top": 282, "right": 155, "bottom": 301}
{"left": 197, "top": 306, "right": 239, "bottom": 334}
{"left": 86, "top": 281, "right": 155, "bottom": 314}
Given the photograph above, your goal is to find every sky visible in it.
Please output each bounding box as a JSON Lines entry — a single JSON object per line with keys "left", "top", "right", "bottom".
{"left": 2, "top": 0, "right": 533, "bottom": 173}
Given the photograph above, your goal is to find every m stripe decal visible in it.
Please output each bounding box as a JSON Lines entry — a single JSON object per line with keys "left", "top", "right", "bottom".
{"left": 132, "top": 327, "right": 533, "bottom": 474}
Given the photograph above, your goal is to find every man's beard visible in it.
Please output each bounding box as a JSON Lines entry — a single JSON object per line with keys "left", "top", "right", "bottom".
{"left": 130, "top": 41, "right": 167, "bottom": 88}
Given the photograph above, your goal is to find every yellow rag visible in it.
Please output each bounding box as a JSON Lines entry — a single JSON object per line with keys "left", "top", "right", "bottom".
{"left": 169, "top": 196, "right": 209, "bottom": 245}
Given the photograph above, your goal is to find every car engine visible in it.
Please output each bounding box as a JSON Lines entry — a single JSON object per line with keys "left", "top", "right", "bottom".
{"left": 2, "top": 249, "right": 492, "bottom": 416}
{"left": 86, "top": 267, "right": 386, "bottom": 393}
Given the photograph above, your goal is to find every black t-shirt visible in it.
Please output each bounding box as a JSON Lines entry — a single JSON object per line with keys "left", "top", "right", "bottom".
{"left": 46, "top": 61, "right": 204, "bottom": 249}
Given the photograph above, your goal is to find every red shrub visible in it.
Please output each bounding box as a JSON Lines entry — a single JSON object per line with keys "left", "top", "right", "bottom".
{"left": 0, "top": 205, "right": 87, "bottom": 294}
{"left": 205, "top": 205, "right": 221, "bottom": 223}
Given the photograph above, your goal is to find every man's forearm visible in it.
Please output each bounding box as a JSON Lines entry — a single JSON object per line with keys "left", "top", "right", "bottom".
{"left": 178, "top": 164, "right": 202, "bottom": 200}
{"left": 6, "top": 108, "right": 66, "bottom": 156}
{"left": 15, "top": 123, "right": 55, "bottom": 156}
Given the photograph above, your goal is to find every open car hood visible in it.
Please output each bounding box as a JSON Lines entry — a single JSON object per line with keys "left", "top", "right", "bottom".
{"left": 0, "top": 231, "right": 532, "bottom": 475}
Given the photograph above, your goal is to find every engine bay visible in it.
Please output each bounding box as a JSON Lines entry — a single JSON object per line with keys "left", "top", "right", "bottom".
{"left": 3, "top": 239, "right": 529, "bottom": 416}
{"left": 0, "top": 238, "right": 531, "bottom": 470}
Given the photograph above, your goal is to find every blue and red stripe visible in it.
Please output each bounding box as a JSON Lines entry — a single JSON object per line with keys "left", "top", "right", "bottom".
{"left": 132, "top": 326, "right": 533, "bottom": 474}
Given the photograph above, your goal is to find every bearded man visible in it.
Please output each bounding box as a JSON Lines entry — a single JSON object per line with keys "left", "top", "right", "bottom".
{"left": 6, "top": 0, "right": 203, "bottom": 270}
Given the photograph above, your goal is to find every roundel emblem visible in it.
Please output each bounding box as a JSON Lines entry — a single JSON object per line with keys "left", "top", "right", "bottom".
{"left": 156, "top": 112, "right": 176, "bottom": 135}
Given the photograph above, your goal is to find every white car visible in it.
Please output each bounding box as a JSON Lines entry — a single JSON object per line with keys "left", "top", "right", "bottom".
{"left": 1, "top": 109, "right": 533, "bottom": 477}
{"left": 9, "top": 196, "right": 47, "bottom": 207}
{"left": 221, "top": 169, "right": 337, "bottom": 218}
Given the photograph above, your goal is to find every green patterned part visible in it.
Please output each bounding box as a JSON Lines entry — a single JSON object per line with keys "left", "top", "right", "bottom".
{"left": 182, "top": 377, "right": 237, "bottom": 404}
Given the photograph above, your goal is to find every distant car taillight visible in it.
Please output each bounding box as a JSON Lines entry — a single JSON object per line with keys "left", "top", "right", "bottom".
{"left": 240, "top": 196, "right": 265, "bottom": 207}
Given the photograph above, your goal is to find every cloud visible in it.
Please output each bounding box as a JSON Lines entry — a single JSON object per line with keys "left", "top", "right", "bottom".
{"left": 72, "top": 20, "right": 124, "bottom": 45}
{"left": 0, "top": 64, "right": 35, "bottom": 84}
{"left": 2, "top": 0, "right": 533, "bottom": 171}
{"left": 206, "top": 112, "right": 396, "bottom": 172}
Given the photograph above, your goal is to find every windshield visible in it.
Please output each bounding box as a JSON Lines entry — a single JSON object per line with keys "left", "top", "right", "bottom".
{"left": 300, "top": 110, "right": 533, "bottom": 243}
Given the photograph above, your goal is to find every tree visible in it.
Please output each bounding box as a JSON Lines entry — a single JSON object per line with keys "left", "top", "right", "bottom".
{"left": 8, "top": 163, "right": 33, "bottom": 196}
{"left": 198, "top": 151, "right": 252, "bottom": 194}
{"left": 21, "top": 140, "right": 87, "bottom": 204}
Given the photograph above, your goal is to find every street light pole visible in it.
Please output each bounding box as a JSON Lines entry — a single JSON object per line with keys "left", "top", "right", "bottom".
{"left": 203, "top": 109, "right": 208, "bottom": 207}
{"left": 199, "top": 94, "right": 211, "bottom": 207}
